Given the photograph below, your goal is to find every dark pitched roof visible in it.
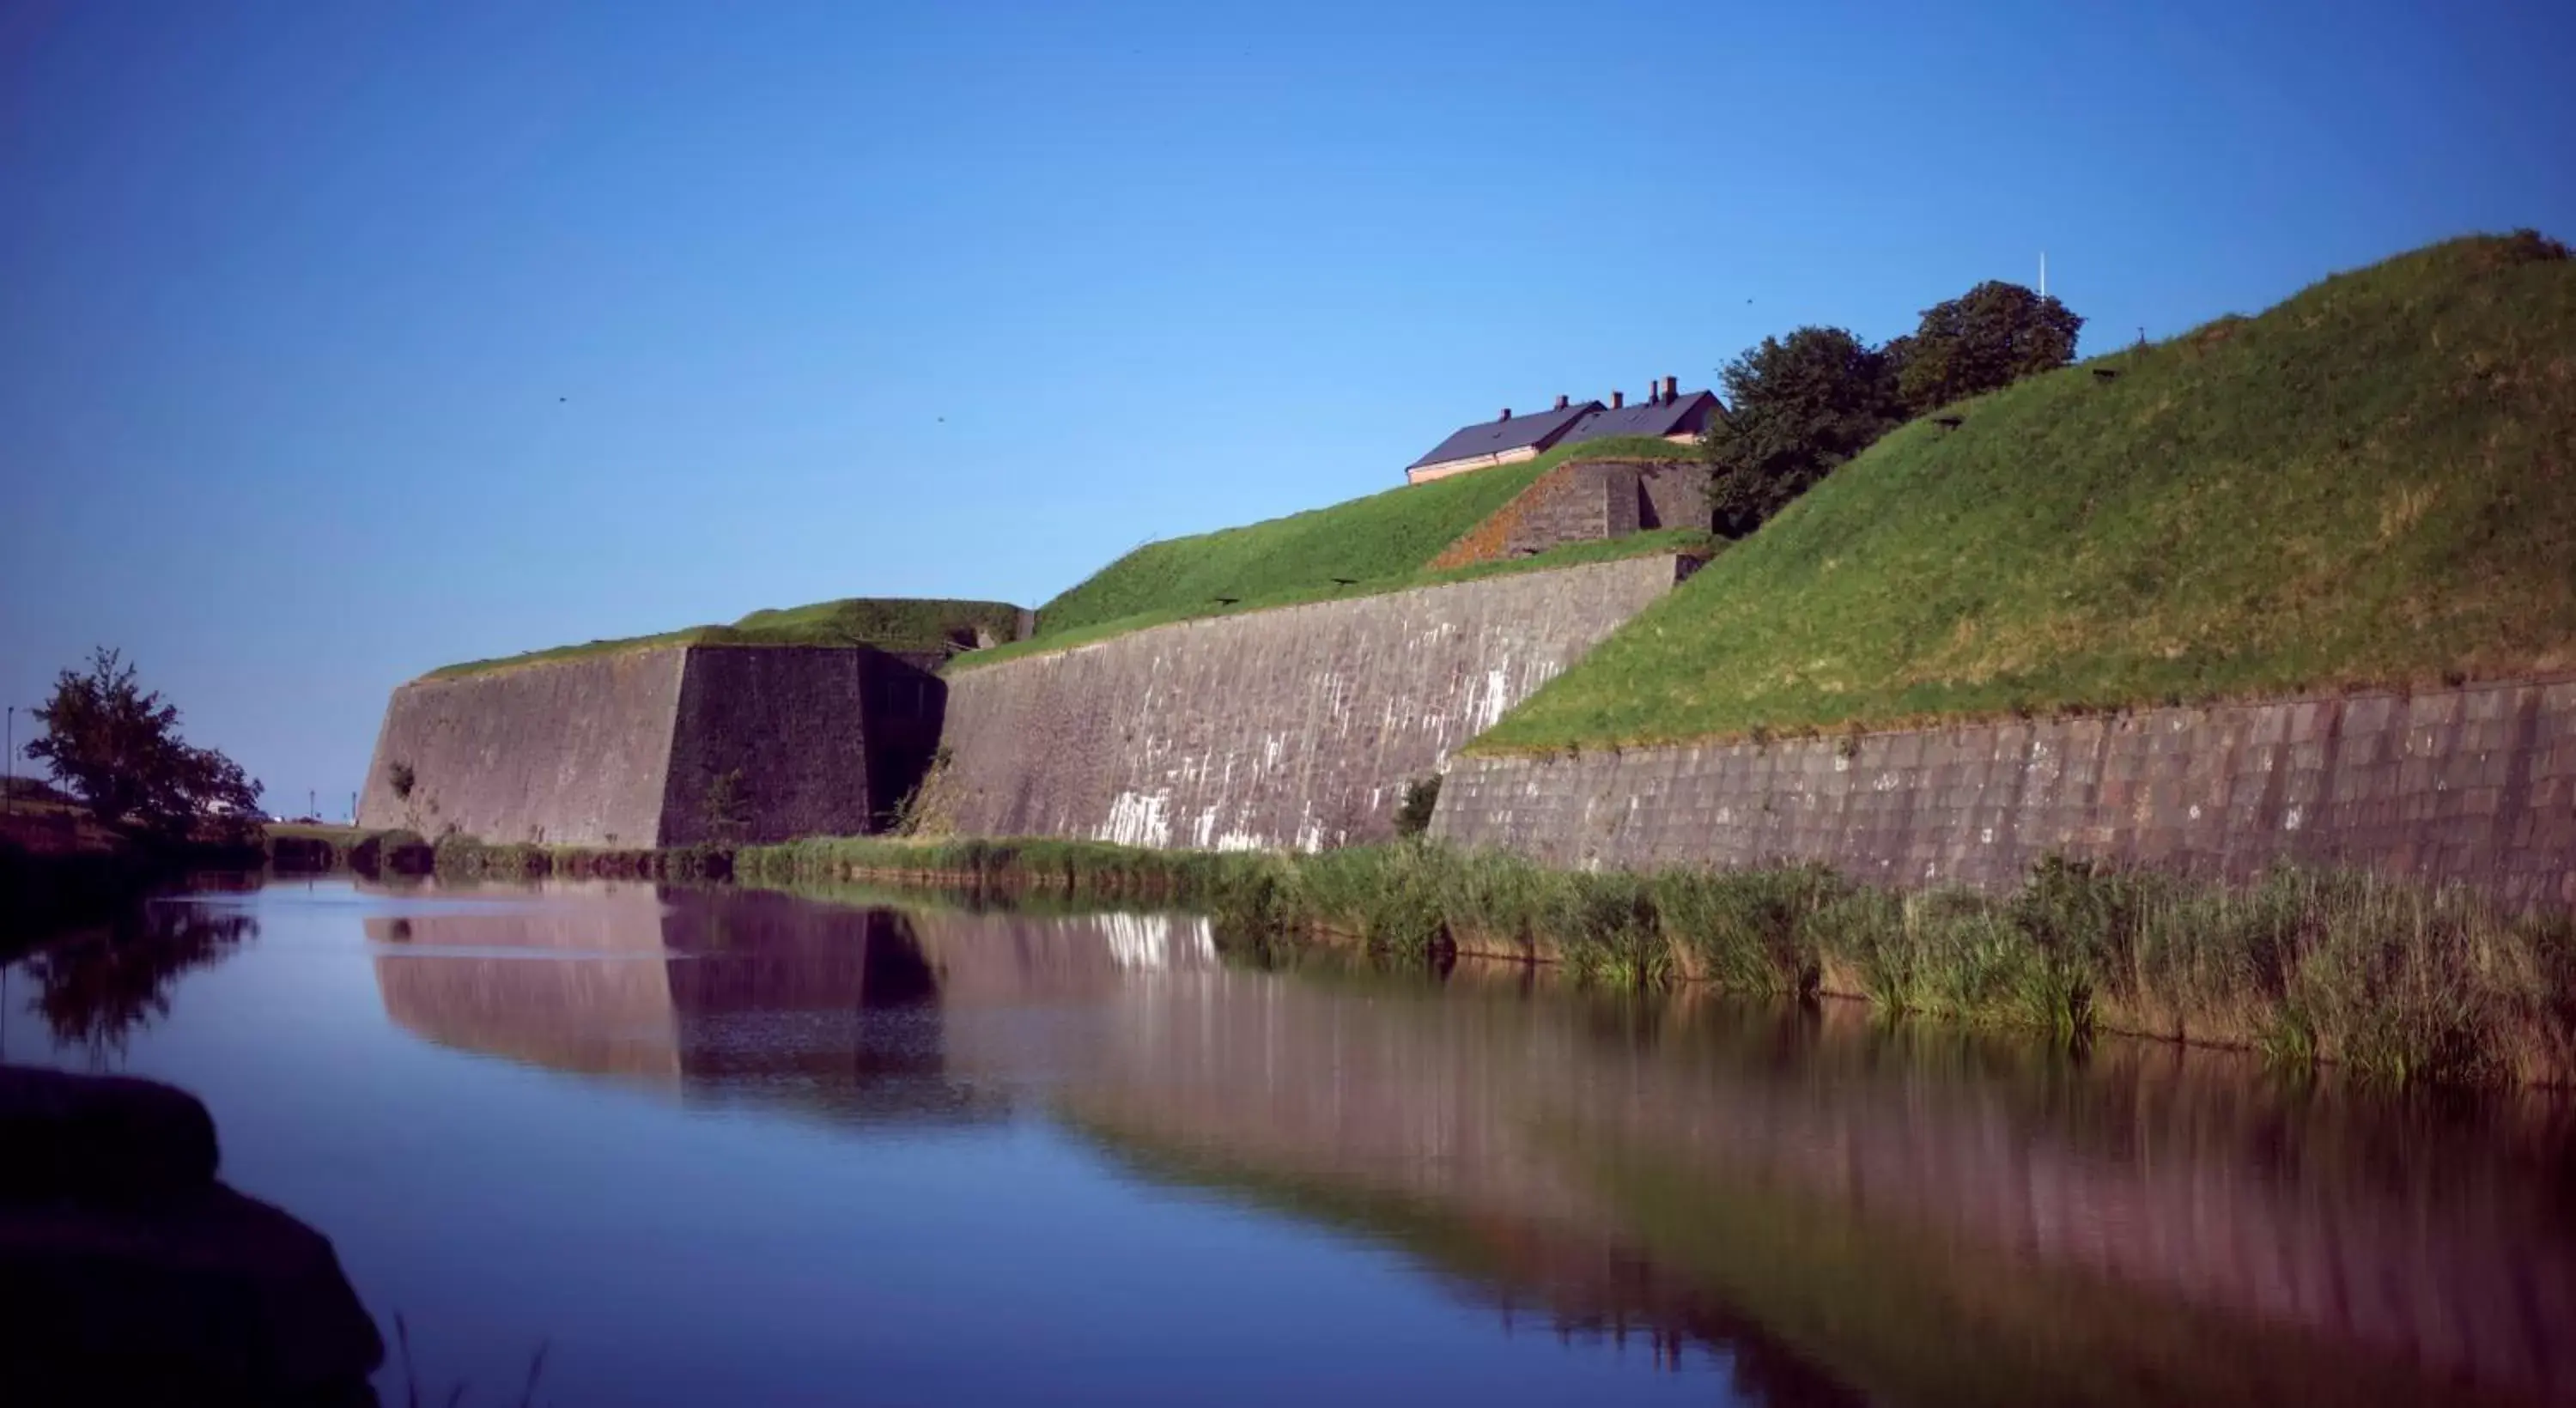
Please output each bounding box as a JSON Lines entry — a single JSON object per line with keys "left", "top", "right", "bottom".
{"left": 1556, "top": 389, "right": 1719, "bottom": 448}
{"left": 1406, "top": 400, "right": 1602, "bottom": 470}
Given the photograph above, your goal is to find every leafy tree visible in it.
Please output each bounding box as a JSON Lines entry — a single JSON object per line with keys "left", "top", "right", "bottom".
{"left": 1895, "top": 280, "right": 2083, "bottom": 414}
{"left": 23, "top": 647, "right": 263, "bottom": 839}
{"left": 1394, "top": 774, "right": 1442, "bottom": 837}
{"left": 1700, "top": 326, "right": 1904, "bottom": 536}
{"left": 702, "top": 768, "right": 753, "bottom": 843}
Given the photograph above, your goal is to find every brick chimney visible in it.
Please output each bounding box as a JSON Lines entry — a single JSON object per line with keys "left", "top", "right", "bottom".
{"left": 1610, "top": 389, "right": 1625, "bottom": 410}
{"left": 1664, "top": 374, "right": 1679, "bottom": 402}
{"left": 1498, "top": 408, "right": 1511, "bottom": 422}
{"left": 1553, "top": 393, "right": 1570, "bottom": 410}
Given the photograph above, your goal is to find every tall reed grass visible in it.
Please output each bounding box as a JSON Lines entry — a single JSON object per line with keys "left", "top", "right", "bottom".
{"left": 736, "top": 835, "right": 2575, "bottom": 1087}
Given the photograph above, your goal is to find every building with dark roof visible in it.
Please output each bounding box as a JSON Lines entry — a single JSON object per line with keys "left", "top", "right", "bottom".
{"left": 1405, "top": 376, "right": 1718, "bottom": 483}
{"left": 1403, "top": 398, "right": 1601, "bottom": 484}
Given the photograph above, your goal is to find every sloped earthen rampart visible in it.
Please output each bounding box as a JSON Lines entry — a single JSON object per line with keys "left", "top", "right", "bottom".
{"left": 928, "top": 555, "right": 1697, "bottom": 850}
{"left": 1433, "top": 677, "right": 2576, "bottom": 908}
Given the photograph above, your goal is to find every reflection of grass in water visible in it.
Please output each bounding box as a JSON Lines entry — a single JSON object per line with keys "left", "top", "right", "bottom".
{"left": 1067, "top": 1103, "right": 1872, "bottom": 1401}
{"left": 1582, "top": 1142, "right": 2512, "bottom": 1408}
{"left": 743, "top": 873, "right": 1156, "bottom": 921}
{"left": 392, "top": 1313, "right": 550, "bottom": 1408}
{"left": 1066, "top": 1107, "right": 1528, "bottom": 1290}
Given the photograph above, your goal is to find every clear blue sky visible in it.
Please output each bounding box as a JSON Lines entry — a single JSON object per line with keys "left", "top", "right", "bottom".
{"left": 3, "top": 0, "right": 2571, "bottom": 818}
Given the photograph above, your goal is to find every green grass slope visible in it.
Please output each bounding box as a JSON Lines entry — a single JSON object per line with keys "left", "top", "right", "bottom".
{"left": 970, "top": 436, "right": 1701, "bottom": 671}
{"left": 1473, "top": 233, "right": 2576, "bottom": 752}
{"left": 429, "top": 597, "right": 1025, "bottom": 678}
{"left": 957, "top": 527, "right": 1718, "bottom": 672}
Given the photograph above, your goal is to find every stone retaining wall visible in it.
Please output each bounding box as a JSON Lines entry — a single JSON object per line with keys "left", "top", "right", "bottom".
{"left": 357, "top": 650, "right": 689, "bottom": 848}
{"left": 358, "top": 646, "right": 942, "bottom": 847}
{"left": 931, "top": 555, "right": 1698, "bottom": 850}
{"left": 1433, "top": 677, "right": 2576, "bottom": 908}
{"left": 1431, "top": 458, "right": 1711, "bottom": 568}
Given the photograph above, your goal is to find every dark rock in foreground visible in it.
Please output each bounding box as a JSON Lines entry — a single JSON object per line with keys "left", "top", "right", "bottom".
{"left": 0, "top": 1064, "right": 384, "bottom": 1406}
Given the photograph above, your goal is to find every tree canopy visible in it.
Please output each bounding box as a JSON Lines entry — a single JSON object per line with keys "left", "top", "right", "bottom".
{"left": 1700, "top": 326, "right": 1904, "bottom": 536}
{"left": 1893, "top": 280, "right": 2084, "bottom": 414}
{"left": 24, "top": 648, "right": 263, "bottom": 839}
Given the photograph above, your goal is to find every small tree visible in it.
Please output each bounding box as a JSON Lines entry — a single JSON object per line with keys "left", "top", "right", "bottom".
{"left": 1394, "top": 774, "right": 1443, "bottom": 838}
{"left": 1701, "top": 326, "right": 1905, "bottom": 537}
{"left": 23, "top": 647, "right": 263, "bottom": 839}
{"left": 1895, "top": 281, "right": 2084, "bottom": 414}
{"left": 702, "top": 768, "right": 753, "bottom": 844}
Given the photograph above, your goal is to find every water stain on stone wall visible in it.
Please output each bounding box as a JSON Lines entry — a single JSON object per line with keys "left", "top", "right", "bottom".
{"left": 929, "top": 555, "right": 1698, "bottom": 851}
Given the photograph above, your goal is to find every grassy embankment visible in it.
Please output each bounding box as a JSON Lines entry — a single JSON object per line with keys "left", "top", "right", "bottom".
{"left": 425, "top": 597, "right": 1027, "bottom": 679}
{"left": 954, "top": 437, "right": 1710, "bottom": 671}
{"left": 733, "top": 834, "right": 2576, "bottom": 1087}
{"left": 1474, "top": 233, "right": 2576, "bottom": 752}
{"left": 0, "top": 797, "right": 269, "bottom": 948}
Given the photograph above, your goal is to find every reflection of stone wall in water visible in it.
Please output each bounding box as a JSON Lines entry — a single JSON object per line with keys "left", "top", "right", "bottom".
{"left": 1064, "top": 969, "right": 1610, "bottom": 1230}
{"left": 1050, "top": 962, "right": 2576, "bottom": 1405}
{"left": 903, "top": 909, "right": 1218, "bottom": 1007}
{"left": 360, "top": 890, "right": 2576, "bottom": 1402}
{"left": 931, "top": 555, "right": 1696, "bottom": 851}
{"left": 368, "top": 883, "right": 686, "bottom": 1083}
{"left": 365, "top": 885, "right": 989, "bottom": 1121}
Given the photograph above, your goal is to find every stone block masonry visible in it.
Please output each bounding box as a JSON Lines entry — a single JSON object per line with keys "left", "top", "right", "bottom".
{"left": 932, "top": 555, "right": 1700, "bottom": 851}
{"left": 1432, "top": 677, "right": 2576, "bottom": 909}
{"left": 358, "top": 645, "right": 944, "bottom": 847}
{"left": 1431, "top": 458, "right": 1713, "bottom": 570}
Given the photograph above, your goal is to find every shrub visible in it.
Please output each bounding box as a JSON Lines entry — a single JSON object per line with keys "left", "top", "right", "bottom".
{"left": 1394, "top": 775, "right": 1442, "bottom": 838}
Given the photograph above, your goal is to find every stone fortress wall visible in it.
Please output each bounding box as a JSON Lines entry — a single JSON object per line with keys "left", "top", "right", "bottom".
{"left": 356, "top": 645, "right": 943, "bottom": 848}
{"left": 350, "top": 441, "right": 2576, "bottom": 909}
{"left": 1433, "top": 676, "right": 2576, "bottom": 909}
{"left": 927, "top": 554, "right": 1703, "bottom": 850}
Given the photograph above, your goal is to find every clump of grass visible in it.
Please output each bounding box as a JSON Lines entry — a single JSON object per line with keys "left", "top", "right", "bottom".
{"left": 1433, "top": 848, "right": 1578, "bottom": 958}
{"left": 348, "top": 829, "right": 434, "bottom": 877}
{"left": 414, "top": 836, "right": 738, "bottom": 882}
{"left": 1548, "top": 871, "right": 1671, "bottom": 986}
{"left": 1474, "top": 232, "right": 2576, "bottom": 752}
{"left": 1653, "top": 865, "right": 1840, "bottom": 995}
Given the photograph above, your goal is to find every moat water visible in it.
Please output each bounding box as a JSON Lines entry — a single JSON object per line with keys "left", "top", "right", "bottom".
{"left": 6, "top": 876, "right": 2573, "bottom": 1406}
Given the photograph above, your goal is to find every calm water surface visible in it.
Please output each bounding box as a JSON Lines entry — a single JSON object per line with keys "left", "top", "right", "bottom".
{"left": 6, "top": 876, "right": 2573, "bottom": 1406}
